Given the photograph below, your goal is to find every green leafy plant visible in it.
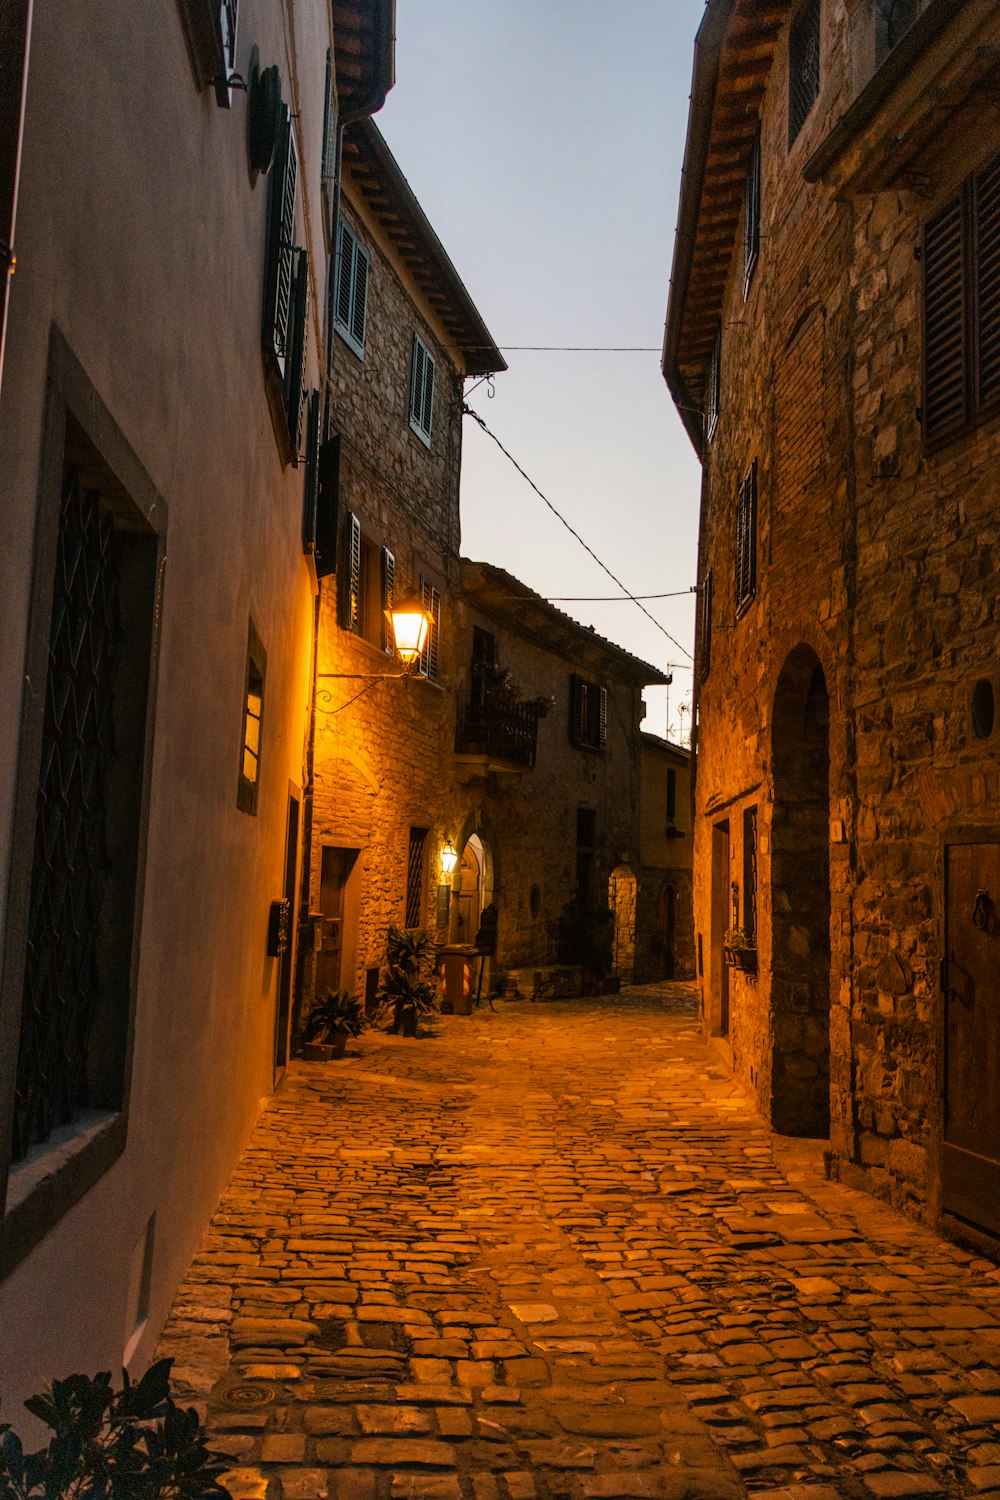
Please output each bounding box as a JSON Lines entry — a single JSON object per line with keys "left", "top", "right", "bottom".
{"left": 724, "top": 926, "right": 755, "bottom": 951}
{"left": 302, "top": 990, "right": 367, "bottom": 1043}
{"left": 377, "top": 926, "right": 438, "bottom": 1036}
{"left": 0, "top": 1359, "right": 229, "bottom": 1498}
{"left": 557, "top": 898, "right": 614, "bottom": 978}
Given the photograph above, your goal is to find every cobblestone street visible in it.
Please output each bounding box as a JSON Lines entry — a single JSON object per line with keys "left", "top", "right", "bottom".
{"left": 157, "top": 985, "right": 1000, "bottom": 1500}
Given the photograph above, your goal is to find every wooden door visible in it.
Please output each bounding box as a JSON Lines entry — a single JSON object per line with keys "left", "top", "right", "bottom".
{"left": 274, "top": 795, "right": 299, "bottom": 1070}
{"left": 943, "top": 842, "right": 1000, "bottom": 1234}
{"left": 316, "top": 846, "right": 355, "bottom": 995}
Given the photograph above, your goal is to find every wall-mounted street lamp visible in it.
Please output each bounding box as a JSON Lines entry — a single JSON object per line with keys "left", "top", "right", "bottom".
{"left": 440, "top": 840, "right": 459, "bottom": 876}
{"left": 318, "top": 591, "right": 434, "bottom": 684}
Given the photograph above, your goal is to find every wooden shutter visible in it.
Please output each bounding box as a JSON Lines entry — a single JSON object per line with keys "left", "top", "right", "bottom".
{"left": 320, "top": 49, "right": 338, "bottom": 232}
{"left": 302, "top": 390, "right": 320, "bottom": 554}
{"left": 314, "top": 435, "right": 340, "bottom": 580}
{"left": 569, "top": 675, "right": 586, "bottom": 745}
{"left": 421, "top": 349, "right": 435, "bottom": 436}
{"left": 335, "top": 220, "right": 355, "bottom": 330}
{"left": 381, "top": 547, "right": 395, "bottom": 653}
{"left": 923, "top": 193, "right": 969, "bottom": 447}
{"left": 975, "top": 154, "right": 1000, "bottom": 414}
{"left": 410, "top": 337, "right": 426, "bottom": 427}
{"left": 419, "top": 580, "right": 441, "bottom": 681}
{"left": 705, "top": 327, "right": 721, "bottom": 443}
{"left": 340, "top": 511, "right": 361, "bottom": 631}
{"left": 598, "top": 687, "right": 608, "bottom": 749}
{"left": 286, "top": 249, "right": 309, "bottom": 460}
{"left": 263, "top": 107, "right": 298, "bottom": 379}
{"left": 351, "top": 244, "right": 369, "bottom": 350}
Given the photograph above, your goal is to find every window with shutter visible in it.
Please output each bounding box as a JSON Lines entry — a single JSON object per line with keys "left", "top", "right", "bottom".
{"left": 314, "top": 435, "right": 340, "bottom": 580}
{"left": 409, "top": 334, "right": 435, "bottom": 446}
{"left": 176, "top": 0, "right": 239, "bottom": 102}
{"left": 302, "top": 390, "right": 321, "bottom": 557}
{"left": 743, "top": 129, "right": 761, "bottom": 293}
{"left": 285, "top": 248, "right": 310, "bottom": 463}
{"left": 698, "top": 568, "right": 713, "bottom": 680}
{"left": 262, "top": 106, "right": 298, "bottom": 384}
{"left": 735, "top": 461, "right": 757, "bottom": 616}
{"left": 341, "top": 511, "right": 361, "bottom": 632}
{"left": 333, "top": 219, "right": 368, "bottom": 359}
{"left": 975, "top": 156, "right": 1000, "bottom": 415}
{"left": 788, "top": 0, "right": 821, "bottom": 147}
{"left": 569, "top": 674, "right": 607, "bottom": 750}
{"left": 705, "top": 327, "right": 721, "bottom": 444}
{"left": 419, "top": 579, "right": 441, "bottom": 682}
{"left": 320, "top": 49, "right": 338, "bottom": 246}
{"left": 381, "top": 548, "right": 395, "bottom": 654}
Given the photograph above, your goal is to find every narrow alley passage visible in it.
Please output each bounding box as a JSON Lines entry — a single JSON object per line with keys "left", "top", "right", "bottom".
{"left": 158, "top": 987, "right": 1000, "bottom": 1500}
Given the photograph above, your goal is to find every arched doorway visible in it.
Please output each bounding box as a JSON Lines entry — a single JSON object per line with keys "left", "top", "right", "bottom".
{"left": 771, "top": 646, "right": 831, "bottom": 1136}
{"left": 456, "top": 836, "right": 483, "bottom": 941}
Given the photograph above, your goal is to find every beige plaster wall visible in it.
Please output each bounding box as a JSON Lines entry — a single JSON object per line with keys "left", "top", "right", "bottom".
{"left": 0, "top": 0, "right": 330, "bottom": 1415}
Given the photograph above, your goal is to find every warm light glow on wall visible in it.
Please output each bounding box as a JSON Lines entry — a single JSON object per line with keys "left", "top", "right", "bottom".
{"left": 440, "top": 840, "right": 458, "bottom": 875}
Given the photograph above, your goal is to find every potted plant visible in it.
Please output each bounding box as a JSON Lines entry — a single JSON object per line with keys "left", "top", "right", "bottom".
{"left": 302, "top": 990, "right": 367, "bottom": 1059}
{"left": 723, "top": 927, "right": 758, "bottom": 974}
{"left": 377, "top": 926, "right": 438, "bottom": 1037}
{"left": 0, "top": 1359, "right": 229, "bottom": 1497}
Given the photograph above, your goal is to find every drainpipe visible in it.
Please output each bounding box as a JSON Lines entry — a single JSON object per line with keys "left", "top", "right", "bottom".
{"left": 0, "top": 0, "right": 32, "bottom": 398}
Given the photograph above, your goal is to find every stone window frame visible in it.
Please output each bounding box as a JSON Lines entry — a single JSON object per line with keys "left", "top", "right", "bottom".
{"left": 0, "top": 327, "right": 166, "bottom": 1280}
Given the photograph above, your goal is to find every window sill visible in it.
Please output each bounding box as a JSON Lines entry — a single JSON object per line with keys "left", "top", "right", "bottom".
{"left": 334, "top": 323, "right": 365, "bottom": 362}
{"left": 409, "top": 418, "right": 432, "bottom": 450}
{"left": 1, "top": 1110, "right": 127, "bottom": 1279}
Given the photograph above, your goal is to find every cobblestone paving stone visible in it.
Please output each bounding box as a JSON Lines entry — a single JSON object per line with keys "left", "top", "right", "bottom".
{"left": 156, "top": 985, "right": 1000, "bottom": 1500}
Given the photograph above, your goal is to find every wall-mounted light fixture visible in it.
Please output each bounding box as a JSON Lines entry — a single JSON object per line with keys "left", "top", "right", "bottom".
{"left": 318, "top": 590, "right": 434, "bottom": 685}
{"left": 440, "top": 840, "right": 459, "bottom": 876}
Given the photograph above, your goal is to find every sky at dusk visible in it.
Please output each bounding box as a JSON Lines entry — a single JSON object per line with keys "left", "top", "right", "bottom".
{"left": 375, "top": 0, "right": 706, "bottom": 741}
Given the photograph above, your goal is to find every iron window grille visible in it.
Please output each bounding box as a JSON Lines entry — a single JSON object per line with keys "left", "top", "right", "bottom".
{"left": 569, "top": 676, "right": 607, "bottom": 751}
{"left": 409, "top": 334, "right": 436, "bottom": 446}
{"left": 743, "top": 129, "right": 761, "bottom": 294}
{"left": 406, "top": 828, "right": 429, "bottom": 928}
{"left": 789, "top": 0, "right": 821, "bottom": 147}
{"left": 333, "top": 219, "right": 369, "bottom": 359}
{"left": 705, "top": 327, "right": 721, "bottom": 445}
{"left": 922, "top": 148, "right": 1000, "bottom": 450}
{"left": 735, "top": 461, "right": 758, "bottom": 617}
{"left": 743, "top": 805, "right": 758, "bottom": 944}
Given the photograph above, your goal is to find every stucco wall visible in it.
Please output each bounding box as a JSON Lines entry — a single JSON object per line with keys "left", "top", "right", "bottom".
{"left": 0, "top": 0, "right": 330, "bottom": 1415}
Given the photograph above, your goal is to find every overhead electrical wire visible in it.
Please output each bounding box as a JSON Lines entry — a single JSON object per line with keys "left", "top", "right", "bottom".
{"left": 461, "top": 403, "right": 694, "bottom": 664}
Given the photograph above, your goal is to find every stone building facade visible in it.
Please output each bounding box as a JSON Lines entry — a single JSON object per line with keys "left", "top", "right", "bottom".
{"left": 304, "top": 133, "right": 668, "bottom": 1004}
{"left": 0, "top": 0, "right": 392, "bottom": 1413}
{"left": 664, "top": 0, "right": 1000, "bottom": 1248}
{"left": 637, "top": 734, "right": 695, "bottom": 982}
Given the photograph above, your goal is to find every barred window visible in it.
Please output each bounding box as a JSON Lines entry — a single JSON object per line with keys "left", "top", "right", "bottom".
{"left": 735, "top": 461, "right": 757, "bottom": 616}
{"left": 789, "top": 0, "right": 821, "bottom": 146}
{"left": 406, "top": 827, "right": 429, "bottom": 928}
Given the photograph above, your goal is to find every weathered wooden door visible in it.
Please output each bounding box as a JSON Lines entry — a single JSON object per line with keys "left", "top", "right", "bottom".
{"left": 711, "top": 821, "right": 731, "bottom": 1036}
{"left": 943, "top": 842, "right": 1000, "bottom": 1235}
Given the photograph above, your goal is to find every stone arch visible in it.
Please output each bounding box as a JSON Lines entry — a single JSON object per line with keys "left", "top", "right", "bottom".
{"left": 770, "top": 644, "right": 831, "bottom": 1136}
{"left": 609, "top": 864, "right": 637, "bottom": 984}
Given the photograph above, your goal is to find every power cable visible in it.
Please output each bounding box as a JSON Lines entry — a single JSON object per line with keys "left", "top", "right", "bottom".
{"left": 462, "top": 403, "right": 694, "bottom": 663}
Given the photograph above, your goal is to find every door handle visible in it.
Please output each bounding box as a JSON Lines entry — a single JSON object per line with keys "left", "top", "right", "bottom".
{"left": 973, "top": 889, "right": 992, "bottom": 930}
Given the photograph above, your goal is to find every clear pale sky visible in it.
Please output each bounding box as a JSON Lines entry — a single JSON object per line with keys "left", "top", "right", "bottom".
{"left": 376, "top": 1, "right": 706, "bottom": 740}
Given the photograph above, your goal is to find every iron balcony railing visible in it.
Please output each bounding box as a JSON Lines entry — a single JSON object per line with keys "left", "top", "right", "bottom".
{"left": 455, "top": 697, "right": 538, "bottom": 769}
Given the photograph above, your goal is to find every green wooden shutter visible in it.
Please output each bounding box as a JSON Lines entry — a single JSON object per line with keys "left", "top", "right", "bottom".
{"left": 315, "top": 435, "right": 341, "bottom": 581}
{"left": 923, "top": 192, "right": 969, "bottom": 447}
{"left": 340, "top": 511, "right": 361, "bottom": 632}
{"left": 422, "top": 349, "right": 435, "bottom": 436}
{"left": 262, "top": 107, "right": 298, "bottom": 380}
{"left": 381, "top": 547, "right": 395, "bottom": 654}
{"left": 419, "top": 580, "right": 440, "bottom": 681}
{"left": 320, "top": 49, "right": 338, "bottom": 232}
{"left": 302, "top": 390, "right": 320, "bottom": 554}
{"left": 351, "top": 244, "right": 369, "bottom": 350}
{"left": 410, "top": 337, "right": 425, "bottom": 427}
{"left": 335, "top": 220, "right": 355, "bottom": 330}
{"left": 286, "top": 248, "right": 309, "bottom": 460}
{"left": 975, "top": 154, "right": 1000, "bottom": 414}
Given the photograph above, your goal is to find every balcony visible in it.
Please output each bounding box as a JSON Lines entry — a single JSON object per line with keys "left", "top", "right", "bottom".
{"left": 454, "top": 697, "right": 538, "bottom": 775}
